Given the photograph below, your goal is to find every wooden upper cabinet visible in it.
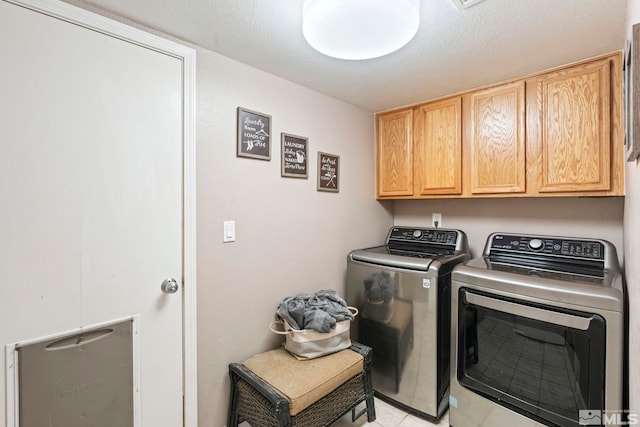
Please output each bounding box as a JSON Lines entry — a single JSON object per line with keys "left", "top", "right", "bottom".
{"left": 537, "top": 59, "right": 611, "bottom": 192}
{"left": 414, "top": 97, "right": 462, "bottom": 195}
{"left": 469, "top": 81, "right": 526, "bottom": 194}
{"left": 376, "top": 109, "right": 413, "bottom": 197}
{"left": 373, "top": 53, "right": 622, "bottom": 199}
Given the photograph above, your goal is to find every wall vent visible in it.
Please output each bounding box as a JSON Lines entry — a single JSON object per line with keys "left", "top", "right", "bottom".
{"left": 451, "top": 0, "right": 487, "bottom": 9}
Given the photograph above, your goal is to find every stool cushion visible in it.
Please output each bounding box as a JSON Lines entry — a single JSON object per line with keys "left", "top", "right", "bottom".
{"left": 242, "top": 347, "right": 364, "bottom": 415}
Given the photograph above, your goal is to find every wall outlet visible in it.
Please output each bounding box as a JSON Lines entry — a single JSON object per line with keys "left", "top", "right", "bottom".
{"left": 432, "top": 213, "right": 442, "bottom": 228}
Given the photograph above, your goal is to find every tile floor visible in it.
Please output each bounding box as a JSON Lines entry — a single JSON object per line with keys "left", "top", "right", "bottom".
{"left": 333, "top": 398, "right": 449, "bottom": 427}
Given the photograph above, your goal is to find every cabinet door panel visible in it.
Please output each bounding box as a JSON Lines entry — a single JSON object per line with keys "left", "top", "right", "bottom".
{"left": 539, "top": 59, "right": 611, "bottom": 192}
{"left": 377, "top": 109, "right": 413, "bottom": 196}
{"left": 415, "top": 97, "right": 462, "bottom": 195}
{"left": 470, "top": 81, "right": 526, "bottom": 194}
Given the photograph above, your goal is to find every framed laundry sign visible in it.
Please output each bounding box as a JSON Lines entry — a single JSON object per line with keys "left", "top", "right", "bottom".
{"left": 317, "top": 152, "right": 339, "bottom": 192}
{"left": 281, "top": 133, "right": 308, "bottom": 178}
{"left": 237, "top": 107, "right": 271, "bottom": 160}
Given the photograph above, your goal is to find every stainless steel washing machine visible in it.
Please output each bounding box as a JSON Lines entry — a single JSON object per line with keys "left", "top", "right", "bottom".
{"left": 450, "top": 232, "right": 625, "bottom": 427}
{"left": 346, "top": 226, "right": 470, "bottom": 420}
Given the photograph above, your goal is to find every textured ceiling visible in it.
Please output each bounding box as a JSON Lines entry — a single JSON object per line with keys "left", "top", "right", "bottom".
{"left": 74, "top": 0, "right": 627, "bottom": 112}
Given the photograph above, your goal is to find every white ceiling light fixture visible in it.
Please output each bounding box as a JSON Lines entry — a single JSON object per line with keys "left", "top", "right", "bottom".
{"left": 302, "top": 0, "right": 421, "bottom": 60}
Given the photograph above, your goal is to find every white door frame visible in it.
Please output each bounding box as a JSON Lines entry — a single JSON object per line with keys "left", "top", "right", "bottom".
{"left": 2, "top": 1, "right": 198, "bottom": 425}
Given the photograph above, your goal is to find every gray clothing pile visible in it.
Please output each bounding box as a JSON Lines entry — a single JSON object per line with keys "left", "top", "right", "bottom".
{"left": 276, "top": 289, "right": 353, "bottom": 333}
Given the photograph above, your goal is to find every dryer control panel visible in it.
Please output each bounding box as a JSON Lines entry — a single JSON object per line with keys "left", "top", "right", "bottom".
{"left": 489, "top": 234, "right": 604, "bottom": 260}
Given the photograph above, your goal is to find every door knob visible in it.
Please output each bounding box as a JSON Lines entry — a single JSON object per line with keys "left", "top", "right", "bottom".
{"left": 161, "top": 278, "right": 179, "bottom": 294}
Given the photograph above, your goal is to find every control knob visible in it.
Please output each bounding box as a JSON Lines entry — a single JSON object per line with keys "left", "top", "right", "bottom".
{"left": 413, "top": 230, "right": 423, "bottom": 239}
{"left": 528, "top": 238, "right": 544, "bottom": 251}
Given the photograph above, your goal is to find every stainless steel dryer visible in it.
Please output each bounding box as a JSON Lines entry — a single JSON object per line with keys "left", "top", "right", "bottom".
{"left": 346, "top": 226, "right": 470, "bottom": 420}
{"left": 450, "top": 232, "right": 625, "bottom": 427}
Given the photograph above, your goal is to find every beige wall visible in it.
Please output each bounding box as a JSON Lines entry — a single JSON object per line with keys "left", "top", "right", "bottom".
{"left": 625, "top": 161, "right": 639, "bottom": 411}
{"left": 626, "top": 2, "right": 640, "bottom": 414}
{"left": 195, "top": 49, "right": 393, "bottom": 425}
{"left": 394, "top": 197, "right": 624, "bottom": 261}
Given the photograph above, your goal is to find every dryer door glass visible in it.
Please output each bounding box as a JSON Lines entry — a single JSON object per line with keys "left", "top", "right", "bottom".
{"left": 457, "top": 288, "right": 605, "bottom": 427}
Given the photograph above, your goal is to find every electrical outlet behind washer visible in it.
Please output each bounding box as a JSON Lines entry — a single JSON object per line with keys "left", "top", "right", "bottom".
{"left": 432, "top": 213, "right": 442, "bottom": 228}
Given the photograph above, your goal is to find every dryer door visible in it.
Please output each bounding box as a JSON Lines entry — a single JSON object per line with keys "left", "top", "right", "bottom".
{"left": 456, "top": 287, "right": 605, "bottom": 427}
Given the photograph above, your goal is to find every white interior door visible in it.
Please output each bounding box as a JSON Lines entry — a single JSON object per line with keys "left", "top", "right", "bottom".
{"left": 0, "top": 1, "right": 195, "bottom": 425}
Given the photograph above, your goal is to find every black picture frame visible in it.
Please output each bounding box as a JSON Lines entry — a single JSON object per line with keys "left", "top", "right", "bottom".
{"left": 281, "top": 133, "right": 309, "bottom": 178}
{"left": 317, "top": 152, "right": 339, "bottom": 192}
{"left": 237, "top": 107, "right": 271, "bottom": 160}
{"left": 627, "top": 24, "right": 640, "bottom": 162}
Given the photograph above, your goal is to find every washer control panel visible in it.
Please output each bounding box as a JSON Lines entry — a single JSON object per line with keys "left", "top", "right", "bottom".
{"left": 388, "top": 227, "right": 459, "bottom": 246}
{"left": 489, "top": 234, "right": 604, "bottom": 260}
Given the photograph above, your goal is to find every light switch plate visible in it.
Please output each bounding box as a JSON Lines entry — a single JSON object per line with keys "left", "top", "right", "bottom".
{"left": 223, "top": 220, "right": 235, "bottom": 242}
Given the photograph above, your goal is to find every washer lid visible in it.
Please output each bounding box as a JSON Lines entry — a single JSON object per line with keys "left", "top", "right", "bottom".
{"left": 350, "top": 245, "right": 468, "bottom": 271}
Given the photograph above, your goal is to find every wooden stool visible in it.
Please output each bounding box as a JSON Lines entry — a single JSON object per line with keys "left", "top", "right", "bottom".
{"left": 227, "top": 342, "right": 376, "bottom": 427}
